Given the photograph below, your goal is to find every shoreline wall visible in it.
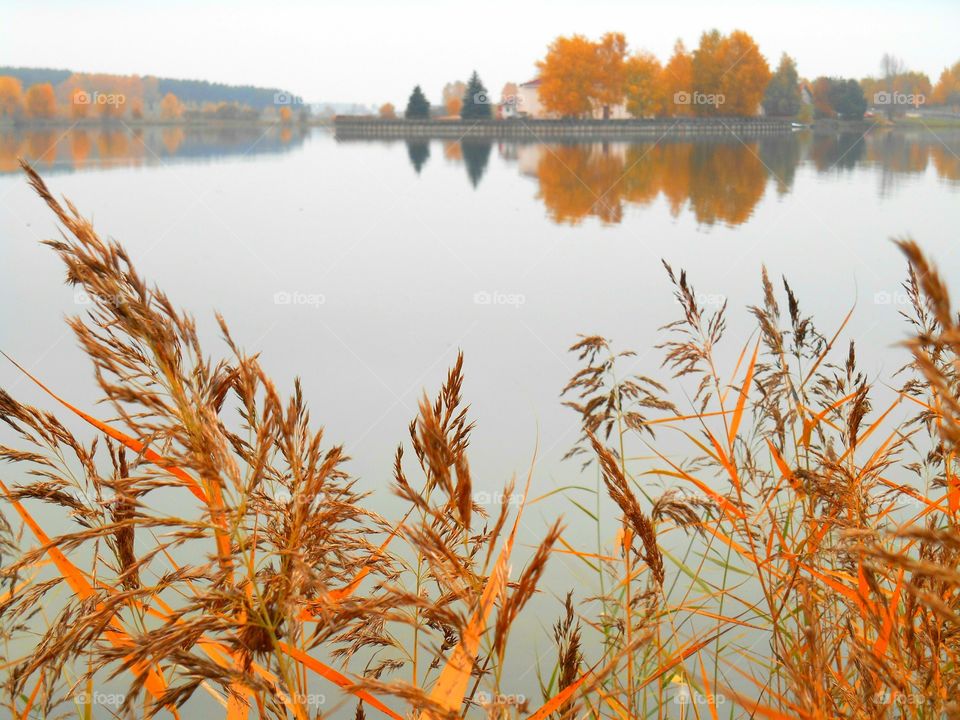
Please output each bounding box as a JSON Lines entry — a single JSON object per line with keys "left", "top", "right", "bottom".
{"left": 333, "top": 116, "right": 796, "bottom": 139}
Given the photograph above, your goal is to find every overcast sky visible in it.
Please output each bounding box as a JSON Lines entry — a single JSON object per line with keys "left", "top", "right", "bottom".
{"left": 2, "top": 0, "right": 958, "bottom": 106}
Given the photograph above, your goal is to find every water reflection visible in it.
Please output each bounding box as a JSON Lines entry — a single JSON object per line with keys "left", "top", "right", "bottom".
{"left": 415, "top": 129, "right": 960, "bottom": 227}
{"left": 405, "top": 140, "right": 429, "bottom": 174}
{"left": 0, "top": 125, "right": 308, "bottom": 174}
{"left": 6, "top": 126, "right": 959, "bottom": 228}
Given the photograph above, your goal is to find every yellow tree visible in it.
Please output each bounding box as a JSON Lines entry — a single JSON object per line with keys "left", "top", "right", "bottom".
{"left": 278, "top": 106, "right": 292, "bottom": 123}
{"left": 25, "top": 83, "right": 57, "bottom": 119}
{"left": 593, "top": 32, "right": 628, "bottom": 118}
{"left": 624, "top": 52, "right": 665, "bottom": 118}
{"left": 442, "top": 81, "right": 466, "bottom": 117}
{"left": 662, "top": 41, "right": 694, "bottom": 117}
{"left": 691, "top": 30, "right": 727, "bottom": 115}
{"left": 159, "top": 92, "right": 184, "bottom": 120}
{"left": 717, "top": 30, "right": 771, "bottom": 116}
{"left": 0, "top": 76, "right": 23, "bottom": 118}
{"left": 932, "top": 61, "right": 960, "bottom": 107}
{"left": 70, "top": 88, "right": 90, "bottom": 118}
{"left": 536, "top": 34, "right": 602, "bottom": 117}
{"left": 379, "top": 102, "right": 396, "bottom": 118}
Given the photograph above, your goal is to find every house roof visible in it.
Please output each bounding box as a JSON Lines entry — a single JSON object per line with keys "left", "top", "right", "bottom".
{"left": 519, "top": 78, "right": 541, "bottom": 88}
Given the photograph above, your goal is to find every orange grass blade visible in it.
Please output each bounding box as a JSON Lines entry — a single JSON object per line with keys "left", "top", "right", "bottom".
{"left": 0, "top": 479, "right": 177, "bottom": 716}
{"left": 635, "top": 630, "right": 727, "bottom": 691}
{"left": 2, "top": 353, "right": 207, "bottom": 503}
{"left": 419, "top": 475, "right": 532, "bottom": 720}
{"left": 277, "top": 642, "right": 402, "bottom": 720}
{"left": 728, "top": 340, "right": 759, "bottom": 447}
{"left": 18, "top": 671, "right": 43, "bottom": 720}
{"left": 799, "top": 390, "right": 859, "bottom": 448}
{"left": 698, "top": 655, "right": 720, "bottom": 720}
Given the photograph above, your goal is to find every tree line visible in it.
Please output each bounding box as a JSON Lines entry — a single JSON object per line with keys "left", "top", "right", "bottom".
{"left": 395, "top": 31, "right": 960, "bottom": 122}
{"left": 0, "top": 68, "right": 305, "bottom": 123}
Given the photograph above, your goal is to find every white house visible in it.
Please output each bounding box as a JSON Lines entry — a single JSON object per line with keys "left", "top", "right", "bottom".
{"left": 514, "top": 77, "right": 630, "bottom": 119}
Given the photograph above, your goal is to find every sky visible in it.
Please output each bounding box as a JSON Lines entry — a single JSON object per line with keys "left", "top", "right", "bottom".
{"left": 2, "top": 0, "right": 958, "bottom": 107}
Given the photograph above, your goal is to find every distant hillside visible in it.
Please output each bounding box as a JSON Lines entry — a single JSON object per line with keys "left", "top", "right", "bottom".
{"left": 0, "top": 66, "right": 297, "bottom": 109}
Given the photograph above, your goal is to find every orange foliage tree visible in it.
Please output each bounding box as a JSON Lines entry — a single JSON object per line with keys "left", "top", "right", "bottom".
{"left": 25, "top": 83, "right": 57, "bottom": 119}
{"left": 442, "top": 81, "right": 466, "bottom": 117}
{"left": 624, "top": 52, "right": 665, "bottom": 118}
{"left": 0, "top": 76, "right": 24, "bottom": 118}
{"left": 661, "top": 41, "right": 694, "bottom": 117}
{"left": 378, "top": 102, "right": 396, "bottom": 119}
{"left": 717, "top": 30, "right": 771, "bottom": 115}
{"left": 159, "top": 92, "right": 184, "bottom": 120}
{"left": 690, "top": 30, "right": 770, "bottom": 116}
{"left": 69, "top": 88, "right": 90, "bottom": 118}
{"left": 932, "top": 61, "right": 960, "bottom": 107}
{"left": 593, "top": 32, "right": 628, "bottom": 118}
{"left": 536, "top": 34, "right": 611, "bottom": 117}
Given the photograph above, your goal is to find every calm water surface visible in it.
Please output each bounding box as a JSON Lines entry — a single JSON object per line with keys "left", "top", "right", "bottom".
{"left": 1, "top": 124, "right": 958, "bottom": 710}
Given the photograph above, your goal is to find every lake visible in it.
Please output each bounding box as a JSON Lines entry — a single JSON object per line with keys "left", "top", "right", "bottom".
{"left": 1, "top": 123, "right": 959, "bottom": 711}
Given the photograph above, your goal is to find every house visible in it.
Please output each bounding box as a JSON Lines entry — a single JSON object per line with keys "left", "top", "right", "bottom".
{"left": 516, "top": 78, "right": 544, "bottom": 118}
{"left": 515, "top": 77, "right": 631, "bottom": 119}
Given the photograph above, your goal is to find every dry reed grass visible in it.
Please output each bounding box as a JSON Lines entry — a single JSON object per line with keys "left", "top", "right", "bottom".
{"left": 1, "top": 161, "right": 959, "bottom": 719}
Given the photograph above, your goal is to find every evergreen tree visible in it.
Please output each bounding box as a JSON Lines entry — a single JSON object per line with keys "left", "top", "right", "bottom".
{"left": 405, "top": 85, "right": 430, "bottom": 119}
{"left": 762, "top": 54, "right": 802, "bottom": 117}
{"left": 460, "top": 71, "right": 492, "bottom": 120}
{"left": 830, "top": 79, "right": 867, "bottom": 119}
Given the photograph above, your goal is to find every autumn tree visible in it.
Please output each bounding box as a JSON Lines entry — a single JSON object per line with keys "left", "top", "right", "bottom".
{"left": 69, "top": 88, "right": 91, "bottom": 118}
{"left": 378, "top": 102, "right": 396, "bottom": 119}
{"left": 404, "top": 85, "right": 430, "bottom": 119}
{"left": 933, "top": 61, "right": 960, "bottom": 107}
{"left": 690, "top": 29, "right": 770, "bottom": 116}
{"left": 460, "top": 71, "right": 492, "bottom": 119}
{"left": 661, "top": 41, "right": 693, "bottom": 116}
{"left": 159, "top": 92, "right": 184, "bottom": 120}
{"left": 762, "top": 54, "right": 802, "bottom": 116}
{"left": 624, "top": 52, "right": 665, "bottom": 118}
{"left": 537, "top": 34, "right": 603, "bottom": 118}
{"left": 24, "top": 83, "right": 57, "bottom": 119}
{"left": 0, "top": 76, "right": 23, "bottom": 119}
{"left": 442, "top": 81, "right": 466, "bottom": 117}
{"left": 593, "top": 32, "right": 627, "bottom": 118}
{"left": 278, "top": 106, "right": 292, "bottom": 123}
{"left": 129, "top": 97, "right": 144, "bottom": 120}
{"left": 716, "top": 29, "right": 770, "bottom": 116}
